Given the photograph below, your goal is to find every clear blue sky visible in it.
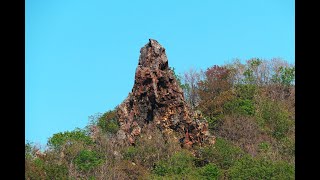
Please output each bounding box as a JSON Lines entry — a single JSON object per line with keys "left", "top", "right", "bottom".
{"left": 26, "top": 0, "right": 295, "bottom": 146}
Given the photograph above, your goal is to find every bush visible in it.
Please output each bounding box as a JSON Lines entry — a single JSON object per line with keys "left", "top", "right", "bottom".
{"left": 152, "top": 151, "right": 221, "bottom": 179}
{"left": 276, "top": 137, "right": 295, "bottom": 163}
{"left": 123, "top": 146, "right": 138, "bottom": 160}
{"left": 198, "top": 138, "right": 244, "bottom": 169}
{"left": 25, "top": 155, "right": 69, "bottom": 179}
{"left": 215, "top": 115, "right": 264, "bottom": 156}
{"left": 116, "top": 160, "right": 151, "bottom": 180}
{"left": 223, "top": 84, "right": 256, "bottom": 116}
{"left": 258, "top": 142, "right": 271, "bottom": 153}
{"left": 152, "top": 162, "right": 168, "bottom": 176}
{"left": 47, "top": 128, "right": 93, "bottom": 150}
{"left": 25, "top": 158, "right": 46, "bottom": 179}
{"left": 235, "top": 84, "right": 257, "bottom": 100}
{"left": 97, "top": 110, "right": 119, "bottom": 134}
{"left": 197, "top": 163, "right": 220, "bottom": 180}
{"left": 224, "top": 98, "right": 255, "bottom": 116}
{"left": 25, "top": 141, "right": 34, "bottom": 159}
{"left": 255, "top": 98, "right": 293, "bottom": 139}
{"left": 272, "top": 66, "right": 295, "bottom": 86}
{"left": 153, "top": 150, "right": 195, "bottom": 176}
{"left": 227, "top": 156, "right": 294, "bottom": 179}
{"left": 44, "top": 163, "right": 69, "bottom": 179}
{"left": 74, "top": 150, "right": 104, "bottom": 172}
{"left": 170, "top": 67, "right": 187, "bottom": 90}
{"left": 205, "top": 115, "right": 222, "bottom": 130}
{"left": 121, "top": 126, "right": 182, "bottom": 169}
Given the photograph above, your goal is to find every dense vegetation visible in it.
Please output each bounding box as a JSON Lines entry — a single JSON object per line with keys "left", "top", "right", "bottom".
{"left": 26, "top": 58, "right": 295, "bottom": 179}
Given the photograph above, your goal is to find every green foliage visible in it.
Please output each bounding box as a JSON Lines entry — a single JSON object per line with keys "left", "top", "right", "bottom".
{"left": 88, "top": 176, "right": 96, "bottom": 180}
{"left": 258, "top": 142, "right": 271, "bottom": 153}
{"left": 153, "top": 150, "right": 195, "bottom": 176}
{"left": 224, "top": 98, "right": 255, "bottom": 116}
{"left": 272, "top": 66, "right": 295, "bottom": 86}
{"left": 26, "top": 156, "right": 69, "bottom": 179}
{"left": 243, "top": 58, "right": 261, "bottom": 84}
{"left": 223, "top": 84, "right": 256, "bottom": 116}
{"left": 235, "top": 84, "right": 257, "bottom": 100}
{"left": 152, "top": 163, "right": 168, "bottom": 176}
{"left": 249, "top": 58, "right": 262, "bottom": 68}
{"left": 199, "top": 138, "right": 244, "bottom": 169}
{"left": 255, "top": 98, "right": 293, "bottom": 139}
{"left": 197, "top": 163, "right": 220, "bottom": 180}
{"left": 74, "top": 150, "right": 104, "bottom": 172}
{"left": 205, "top": 115, "right": 222, "bottom": 130}
{"left": 97, "top": 110, "right": 119, "bottom": 134}
{"left": 34, "top": 158, "right": 45, "bottom": 168}
{"left": 243, "top": 58, "right": 263, "bottom": 84}
{"left": 243, "top": 68, "right": 255, "bottom": 84}
{"left": 227, "top": 156, "right": 294, "bottom": 180}
{"left": 170, "top": 67, "right": 188, "bottom": 90}
{"left": 44, "top": 163, "right": 69, "bottom": 179}
{"left": 278, "top": 137, "right": 295, "bottom": 159}
{"left": 280, "top": 67, "right": 295, "bottom": 86}
{"left": 123, "top": 146, "right": 138, "bottom": 160}
{"left": 25, "top": 141, "right": 33, "bottom": 159}
{"left": 47, "top": 128, "right": 93, "bottom": 150}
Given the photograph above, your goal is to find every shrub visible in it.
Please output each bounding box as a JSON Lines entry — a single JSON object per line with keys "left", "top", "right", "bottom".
{"left": 258, "top": 142, "right": 270, "bottom": 153}
{"left": 152, "top": 162, "right": 168, "bottom": 176}
{"left": 197, "top": 163, "right": 220, "bottom": 180}
{"left": 224, "top": 98, "right": 255, "bottom": 116}
{"left": 44, "top": 163, "right": 69, "bottom": 179}
{"left": 170, "top": 67, "right": 187, "bottom": 90}
{"left": 255, "top": 98, "right": 293, "bottom": 139}
{"left": 235, "top": 84, "right": 257, "bottom": 100}
{"left": 47, "top": 128, "right": 93, "bottom": 150}
{"left": 153, "top": 150, "right": 195, "bottom": 176}
{"left": 25, "top": 141, "right": 34, "bottom": 159}
{"left": 34, "top": 158, "right": 44, "bottom": 168}
{"left": 215, "top": 116, "right": 263, "bottom": 156}
{"left": 223, "top": 84, "right": 256, "bottom": 116}
{"left": 227, "top": 156, "right": 294, "bottom": 179}
{"left": 123, "top": 146, "right": 138, "bottom": 160}
{"left": 25, "top": 154, "right": 69, "bottom": 179}
{"left": 25, "top": 159, "right": 46, "bottom": 179}
{"left": 97, "top": 110, "right": 119, "bottom": 134}
{"left": 74, "top": 150, "right": 104, "bottom": 172}
{"left": 198, "top": 138, "right": 244, "bottom": 169}
{"left": 121, "top": 126, "right": 181, "bottom": 169}
{"left": 116, "top": 160, "right": 151, "bottom": 180}
{"left": 275, "top": 137, "right": 295, "bottom": 163}
{"left": 272, "top": 66, "right": 295, "bottom": 86}
{"left": 205, "top": 115, "right": 222, "bottom": 130}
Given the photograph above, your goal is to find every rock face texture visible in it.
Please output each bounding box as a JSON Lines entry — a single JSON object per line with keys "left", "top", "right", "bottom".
{"left": 116, "top": 39, "right": 215, "bottom": 148}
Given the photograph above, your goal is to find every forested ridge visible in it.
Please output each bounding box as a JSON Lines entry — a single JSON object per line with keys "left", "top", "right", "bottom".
{"left": 26, "top": 58, "right": 295, "bottom": 179}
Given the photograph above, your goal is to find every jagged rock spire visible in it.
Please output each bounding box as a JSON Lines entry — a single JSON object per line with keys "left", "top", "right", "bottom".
{"left": 115, "top": 39, "right": 215, "bottom": 147}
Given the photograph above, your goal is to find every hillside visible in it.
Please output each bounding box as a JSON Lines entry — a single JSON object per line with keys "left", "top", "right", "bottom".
{"left": 25, "top": 39, "right": 295, "bottom": 179}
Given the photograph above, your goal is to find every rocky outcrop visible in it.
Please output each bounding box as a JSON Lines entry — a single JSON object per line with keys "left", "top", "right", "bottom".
{"left": 116, "top": 39, "right": 215, "bottom": 148}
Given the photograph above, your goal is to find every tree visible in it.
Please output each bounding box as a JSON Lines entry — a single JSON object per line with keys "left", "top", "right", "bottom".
{"left": 197, "top": 65, "right": 233, "bottom": 118}
{"left": 170, "top": 67, "right": 188, "bottom": 90}
{"left": 182, "top": 68, "right": 201, "bottom": 109}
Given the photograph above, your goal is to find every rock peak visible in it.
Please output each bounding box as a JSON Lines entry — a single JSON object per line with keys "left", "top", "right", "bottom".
{"left": 116, "top": 39, "right": 215, "bottom": 148}
{"left": 138, "top": 39, "right": 168, "bottom": 70}
{"left": 148, "top": 39, "right": 162, "bottom": 48}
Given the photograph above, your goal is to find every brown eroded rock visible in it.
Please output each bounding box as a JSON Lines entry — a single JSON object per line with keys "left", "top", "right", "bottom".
{"left": 116, "top": 39, "right": 215, "bottom": 148}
